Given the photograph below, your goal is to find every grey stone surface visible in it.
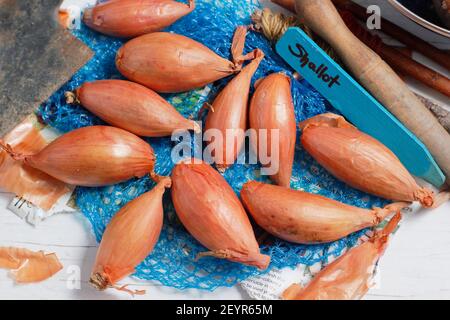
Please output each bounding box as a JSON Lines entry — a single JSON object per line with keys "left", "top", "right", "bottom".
{"left": 0, "top": 0, "right": 93, "bottom": 136}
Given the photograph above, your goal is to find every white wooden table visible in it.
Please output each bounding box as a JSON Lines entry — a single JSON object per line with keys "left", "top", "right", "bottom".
{"left": 1, "top": 0, "right": 449, "bottom": 300}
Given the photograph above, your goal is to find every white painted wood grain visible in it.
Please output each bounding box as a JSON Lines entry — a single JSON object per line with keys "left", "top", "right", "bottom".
{"left": 0, "top": 0, "right": 449, "bottom": 300}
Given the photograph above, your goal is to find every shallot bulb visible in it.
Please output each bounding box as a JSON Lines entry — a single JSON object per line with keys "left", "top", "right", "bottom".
{"left": 241, "top": 181, "right": 408, "bottom": 244}
{"left": 249, "top": 73, "right": 296, "bottom": 187}
{"left": 66, "top": 80, "right": 200, "bottom": 137}
{"left": 83, "top": 0, "right": 195, "bottom": 38}
{"left": 300, "top": 113, "right": 437, "bottom": 207}
{"left": 0, "top": 126, "right": 156, "bottom": 187}
{"left": 171, "top": 159, "right": 270, "bottom": 269}
{"left": 90, "top": 177, "right": 171, "bottom": 293}
{"left": 282, "top": 212, "right": 402, "bottom": 300}
{"left": 204, "top": 49, "right": 265, "bottom": 170}
{"left": 116, "top": 26, "right": 250, "bottom": 93}
{"left": 0, "top": 247, "right": 62, "bottom": 283}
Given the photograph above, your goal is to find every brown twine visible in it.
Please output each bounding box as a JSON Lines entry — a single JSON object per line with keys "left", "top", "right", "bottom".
{"left": 251, "top": 8, "right": 341, "bottom": 63}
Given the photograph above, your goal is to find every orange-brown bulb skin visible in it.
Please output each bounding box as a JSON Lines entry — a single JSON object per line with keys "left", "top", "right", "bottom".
{"left": 241, "top": 181, "right": 407, "bottom": 244}
{"left": 301, "top": 114, "right": 434, "bottom": 207}
{"left": 22, "top": 126, "right": 155, "bottom": 187}
{"left": 171, "top": 160, "right": 270, "bottom": 270}
{"left": 116, "top": 32, "right": 237, "bottom": 93}
{"left": 83, "top": 0, "right": 195, "bottom": 38}
{"left": 249, "top": 73, "right": 296, "bottom": 187}
{"left": 90, "top": 178, "right": 171, "bottom": 290}
{"left": 204, "top": 49, "right": 265, "bottom": 170}
{"left": 74, "top": 80, "right": 199, "bottom": 137}
{"left": 282, "top": 213, "right": 402, "bottom": 300}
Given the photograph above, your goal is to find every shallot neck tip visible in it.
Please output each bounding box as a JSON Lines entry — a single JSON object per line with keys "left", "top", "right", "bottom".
{"left": 415, "top": 188, "right": 435, "bottom": 208}
{"left": 0, "top": 140, "right": 26, "bottom": 161}
{"left": 150, "top": 172, "right": 172, "bottom": 189}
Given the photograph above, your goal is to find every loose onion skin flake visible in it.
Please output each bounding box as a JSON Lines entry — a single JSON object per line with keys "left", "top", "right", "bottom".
{"left": 300, "top": 113, "right": 438, "bottom": 207}
{"left": 0, "top": 126, "right": 156, "bottom": 187}
{"left": 241, "top": 181, "right": 408, "bottom": 244}
{"left": 249, "top": 73, "right": 296, "bottom": 187}
{"left": 0, "top": 247, "right": 63, "bottom": 283}
{"left": 282, "top": 213, "right": 402, "bottom": 300}
{"left": 90, "top": 177, "right": 171, "bottom": 294}
{"left": 205, "top": 48, "right": 265, "bottom": 171}
{"left": 66, "top": 80, "right": 200, "bottom": 137}
{"left": 116, "top": 26, "right": 250, "bottom": 93}
{"left": 83, "top": 0, "right": 195, "bottom": 38}
{"left": 171, "top": 159, "right": 270, "bottom": 270}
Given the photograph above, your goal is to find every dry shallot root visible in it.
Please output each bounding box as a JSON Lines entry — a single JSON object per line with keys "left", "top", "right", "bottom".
{"left": 83, "top": 0, "right": 195, "bottom": 38}
{"left": 171, "top": 159, "right": 270, "bottom": 270}
{"left": 66, "top": 80, "right": 200, "bottom": 137}
{"left": 241, "top": 181, "right": 409, "bottom": 244}
{"left": 282, "top": 212, "right": 402, "bottom": 300}
{"left": 300, "top": 113, "right": 449, "bottom": 208}
{"left": 90, "top": 177, "right": 172, "bottom": 295}
{"left": 116, "top": 26, "right": 253, "bottom": 93}
{"left": 0, "top": 126, "right": 158, "bottom": 187}
{"left": 0, "top": 247, "right": 63, "bottom": 283}
{"left": 204, "top": 46, "right": 265, "bottom": 171}
{"left": 249, "top": 73, "right": 297, "bottom": 187}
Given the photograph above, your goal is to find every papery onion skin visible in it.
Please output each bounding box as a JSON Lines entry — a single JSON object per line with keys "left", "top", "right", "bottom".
{"left": 1, "top": 126, "right": 156, "bottom": 187}
{"left": 171, "top": 159, "right": 270, "bottom": 270}
{"left": 249, "top": 73, "right": 296, "bottom": 187}
{"left": 204, "top": 49, "right": 265, "bottom": 170}
{"left": 241, "top": 181, "right": 408, "bottom": 244}
{"left": 116, "top": 30, "right": 244, "bottom": 93}
{"left": 0, "top": 247, "right": 63, "bottom": 283}
{"left": 300, "top": 113, "right": 434, "bottom": 207}
{"left": 69, "top": 80, "right": 200, "bottom": 137}
{"left": 90, "top": 177, "right": 171, "bottom": 291}
{"left": 83, "top": 0, "right": 195, "bottom": 38}
{"left": 0, "top": 116, "right": 70, "bottom": 211}
{"left": 282, "top": 213, "right": 402, "bottom": 300}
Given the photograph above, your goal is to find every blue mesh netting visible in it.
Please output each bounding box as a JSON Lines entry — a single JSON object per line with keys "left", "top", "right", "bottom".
{"left": 37, "top": 0, "right": 389, "bottom": 291}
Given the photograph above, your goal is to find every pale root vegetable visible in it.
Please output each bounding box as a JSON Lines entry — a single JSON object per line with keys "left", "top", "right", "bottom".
{"left": 116, "top": 26, "right": 250, "bottom": 93}
{"left": 90, "top": 177, "right": 171, "bottom": 294}
{"left": 282, "top": 212, "right": 402, "bottom": 300}
{"left": 295, "top": 0, "right": 450, "bottom": 185}
{"left": 0, "top": 126, "right": 156, "bottom": 187}
{"left": 300, "top": 113, "right": 438, "bottom": 207}
{"left": 241, "top": 181, "right": 408, "bottom": 244}
{"left": 272, "top": 0, "right": 296, "bottom": 11}
{"left": 249, "top": 73, "right": 296, "bottom": 187}
{"left": 83, "top": 0, "right": 195, "bottom": 38}
{"left": 171, "top": 159, "right": 270, "bottom": 270}
{"left": 204, "top": 49, "right": 265, "bottom": 170}
{"left": 0, "top": 247, "right": 62, "bottom": 283}
{"left": 66, "top": 80, "right": 200, "bottom": 137}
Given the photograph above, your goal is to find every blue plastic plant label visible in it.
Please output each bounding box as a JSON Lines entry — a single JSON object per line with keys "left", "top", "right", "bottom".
{"left": 276, "top": 27, "right": 445, "bottom": 187}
